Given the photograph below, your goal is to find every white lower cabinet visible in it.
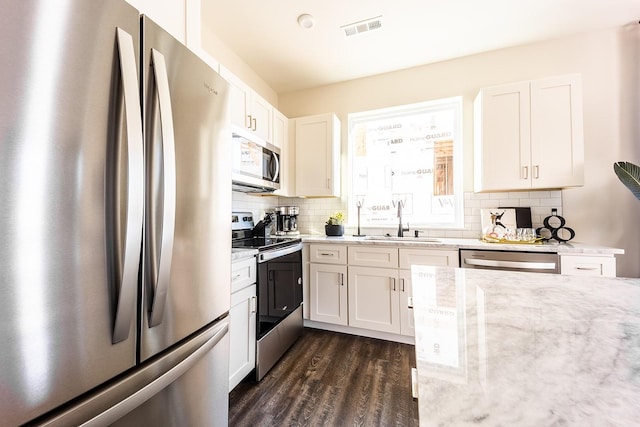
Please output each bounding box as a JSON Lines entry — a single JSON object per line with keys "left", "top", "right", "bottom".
{"left": 398, "top": 248, "right": 458, "bottom": 337}
{"left": 229, "top": 256, "right": 257, "bottom": 392}
{"left": 309, "top": 263, "right": 348, "bottom": 325}
{"left": 560, "top": 255, "right": 616, "bottom": 277}
{"left": 398, "top": 270, "right": 415, "bottom": 336}
{"left": 229, "top": 284, "right": 256, "bottom": 392}
{"left": 307, "top": 243, "right": 460, "bottom": 338}
{"left": 348, "top": 266, "right": 400, "bottom": 334}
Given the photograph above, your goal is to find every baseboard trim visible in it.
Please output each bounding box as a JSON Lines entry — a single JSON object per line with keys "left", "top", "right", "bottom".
{"left": 303, "top": 320, "right": 415, "bottom": 345}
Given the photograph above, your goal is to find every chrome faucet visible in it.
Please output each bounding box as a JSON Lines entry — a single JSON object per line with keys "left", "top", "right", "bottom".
{"left": 396, "top": 200, "right": 409, "bottom": 237}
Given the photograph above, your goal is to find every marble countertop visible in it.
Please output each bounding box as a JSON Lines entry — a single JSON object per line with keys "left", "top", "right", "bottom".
{"left": 299, "top": 234, "right": 624, "bottom": 255}
{"left": 411, "top": 266, "right": 640, "bottom": 426}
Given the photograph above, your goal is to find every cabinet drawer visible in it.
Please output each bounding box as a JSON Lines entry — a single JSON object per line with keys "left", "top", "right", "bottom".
{"left": 399, "top": 249, "right": 459, "bottom": 269}
{"left": 231, "top": 256, "right": 257, "bottom": 293}
{"left": 560, "top": 255, "right": 616, "bottom": 277}
{"left": 309, "top": 244, "right": 347, "bottom": 264}
{"left": 348, "top": 246, "right": 398, "bottom": 268}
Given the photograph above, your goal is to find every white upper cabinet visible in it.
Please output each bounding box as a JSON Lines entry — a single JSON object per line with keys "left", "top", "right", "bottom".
{"left": 294, "top": 113, "right": 341, "bottom": 197}
{"left": 474, "top": 74, "right": 584, "bottom": 192}
{"left": 219, "top": 66, "right": 273, "bottom": 144}
{"left": 272, "top": 109, "right": 291, "bottom": 195}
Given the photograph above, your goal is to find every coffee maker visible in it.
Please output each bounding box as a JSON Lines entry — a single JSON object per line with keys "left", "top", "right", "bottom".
{"left": 275, "top": 206, "right": 299, "bottom": 235}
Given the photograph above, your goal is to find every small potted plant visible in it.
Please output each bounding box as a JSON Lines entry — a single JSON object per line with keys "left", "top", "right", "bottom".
{"left": 325, "top": 212, "right": 345, "bottom": 236}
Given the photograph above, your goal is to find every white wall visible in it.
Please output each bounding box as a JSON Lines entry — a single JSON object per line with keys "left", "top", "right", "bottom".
{"left": 279, "top": 27, "right": 640, "bottom": 278}
{"left": 200, "top": 25, "right": 278, "bottom": 105}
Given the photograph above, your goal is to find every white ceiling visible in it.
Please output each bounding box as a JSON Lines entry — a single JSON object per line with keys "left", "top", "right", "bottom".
{"left": 202, "top": 0, "right": 640, "bottom": 94}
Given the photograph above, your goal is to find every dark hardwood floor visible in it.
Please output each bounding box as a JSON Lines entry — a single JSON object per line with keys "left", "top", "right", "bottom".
{"left": 229, "top": 328, "right": 419, "bottom": 427}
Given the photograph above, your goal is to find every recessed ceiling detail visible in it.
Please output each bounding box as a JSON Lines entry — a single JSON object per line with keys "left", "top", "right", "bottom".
{"left": 340, "top": 15, "right": 383, "bottom": 37}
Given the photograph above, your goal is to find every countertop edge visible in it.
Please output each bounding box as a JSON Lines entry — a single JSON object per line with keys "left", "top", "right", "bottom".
{"left": 297, "top": 235, "right": 624, "bottom": 255}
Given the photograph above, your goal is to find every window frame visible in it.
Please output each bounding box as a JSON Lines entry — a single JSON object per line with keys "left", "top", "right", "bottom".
{"left": 347, "top": 96, "right": 464, "bottom": 230}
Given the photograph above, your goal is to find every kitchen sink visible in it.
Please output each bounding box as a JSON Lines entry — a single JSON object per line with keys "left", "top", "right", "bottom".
{"left": 363, "top": 236, "right": 442, "bottom": 243}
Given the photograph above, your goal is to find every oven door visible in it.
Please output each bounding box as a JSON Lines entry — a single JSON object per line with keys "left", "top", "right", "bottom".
{"left": 256, "top": 247, "right": 302, "bottom": 339}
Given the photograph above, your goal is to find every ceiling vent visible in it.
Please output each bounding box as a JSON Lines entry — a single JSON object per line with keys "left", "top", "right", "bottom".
{"left": 341, "top": 16, "right": 383, "bottom": 37}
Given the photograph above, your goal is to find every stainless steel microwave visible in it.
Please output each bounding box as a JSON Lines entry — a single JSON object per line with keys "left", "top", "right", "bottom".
{"left": 231, "top": 134, "right": 281, "bottom": 193}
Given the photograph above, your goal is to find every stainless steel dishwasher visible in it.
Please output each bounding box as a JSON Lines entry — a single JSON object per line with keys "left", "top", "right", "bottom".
{"left": 459, "top": 249, "right": 559, "bottom": 273}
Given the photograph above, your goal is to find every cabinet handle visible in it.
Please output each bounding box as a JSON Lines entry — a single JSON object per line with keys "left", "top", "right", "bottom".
{"left": 250, "top": 296, "right": 257, "bottom": 314}
{"left": 576, "top": 266, "right": 599, "bottom": 271}
{"left": 340, "top": 273, "right": 344, "bottom": 286}
{"left": 327, "top": 178, "right": 331, "bottom": 189}
{"left": 391, "top": 277, "right": 396, "bottom": 291}
{"left": 320, "top": 252, "right": 334, "bottom": 257}
{"left": 534, "top": 165, "right": 540, "bottom": 179}
{"left": 252, "top": 117, "right": 257, "bottom": 131}
{"left": 400, "top": 278, "right": 405, "bottom": 292}
{"left": 232, "top": 273, "right": 242, "bottom": 281}
{"left": 411, "top": 367, "right": 418, "bottom": 399}
{"left": 246, "top": 114, "right": 253, "bottom": 129}
{"left": 522, "top": 166, "right": 529, "bottom": 179}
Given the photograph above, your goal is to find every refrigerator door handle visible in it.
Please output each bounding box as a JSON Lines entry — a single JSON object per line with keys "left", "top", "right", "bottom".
{"left": 148, "top": 49, "right": 177, "bottom": 328}
{"left": 80, "top": 322, "right": 228, "bottom": 427}
{"left": 112, "top": 28, "right": 144, "bottom": 344}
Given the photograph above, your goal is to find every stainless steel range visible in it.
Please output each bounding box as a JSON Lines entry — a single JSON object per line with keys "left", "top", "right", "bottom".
{"left": 232, "top": 212, "right": 303, "bottom": 380}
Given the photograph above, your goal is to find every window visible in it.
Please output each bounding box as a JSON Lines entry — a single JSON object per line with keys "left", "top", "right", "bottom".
{"left": 348, "top": 97, "right": 463, "bottom": 229}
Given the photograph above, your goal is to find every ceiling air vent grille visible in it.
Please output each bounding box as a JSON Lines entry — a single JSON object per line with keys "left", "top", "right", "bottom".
{"left": 341, "top": 16, "right": 383, "bottom": 37}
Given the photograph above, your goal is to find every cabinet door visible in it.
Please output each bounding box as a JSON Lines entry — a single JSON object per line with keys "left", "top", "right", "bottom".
{"left": 530, "top": 74, "right": 584, "bottom": 188}
{"left": 474, "top": 82, "right": 531, "bottom": 192}
{"left": 398, "top": 270, "right": 414, "bottom": 336}
{"left": 220, "top": 67, "right": 250, "bottom": 131}
{"left": 229, "top": 284, "right": 256, "bottom": 391}
{"left": 295, "top": 113, "right": 340, "bottom": 197}
{"left": 250, "top": 93, "right": 273, "bottom": 143}
{"left": 348, "top": 266, "right": 400, "bottom": 334}
{"left": 272, "top": 110, "right": 291, "bottom": 195}
{"left": 309, "top": 264, "right": 348, "bottom": 325}
{"left": 272, "top": 109, "right": 287, "bottom": 149}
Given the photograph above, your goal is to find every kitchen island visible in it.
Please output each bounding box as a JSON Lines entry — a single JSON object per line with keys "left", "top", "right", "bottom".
{"left": 411, "top": 266, "right": 640, "bottom": 426}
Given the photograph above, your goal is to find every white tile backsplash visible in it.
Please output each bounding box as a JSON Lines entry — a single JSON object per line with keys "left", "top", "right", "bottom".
{"left": 231, "top": 190, "right": 564, "bottom": 238}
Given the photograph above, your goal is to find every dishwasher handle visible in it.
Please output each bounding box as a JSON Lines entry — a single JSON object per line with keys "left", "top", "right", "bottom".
{"left": 464, "top": 257, "right": 557, "bottom": 271}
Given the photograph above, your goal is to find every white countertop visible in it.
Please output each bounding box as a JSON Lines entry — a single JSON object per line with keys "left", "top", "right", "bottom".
{"left": 299, "top": 234, "right": 624, "bottom": 255}
{"left": 411, "top": 266, "right": 640, "bottom": 426}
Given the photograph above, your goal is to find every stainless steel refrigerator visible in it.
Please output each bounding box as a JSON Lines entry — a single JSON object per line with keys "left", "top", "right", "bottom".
{"left": 0, "top": 1, "right": 231, "bottom": 425}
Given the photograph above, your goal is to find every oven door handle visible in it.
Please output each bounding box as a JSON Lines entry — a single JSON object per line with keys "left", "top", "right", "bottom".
{"left": 257, "top": 242, "right": 303, "bottom": 263}
{"left": 464, "top": 258, "right": 557, "bottom": 271}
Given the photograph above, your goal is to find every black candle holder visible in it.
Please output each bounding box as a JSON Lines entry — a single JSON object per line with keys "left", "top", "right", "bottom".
{"left": 536, "top": 208, "right": 575, "bottom": 243}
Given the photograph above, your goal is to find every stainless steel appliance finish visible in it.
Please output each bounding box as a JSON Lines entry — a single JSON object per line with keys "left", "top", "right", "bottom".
{"left": 0, "top": 2, "right": 230, "bottom": 425}
{"left": 231, "top": 135, "right": 281, "bottom": 193}
{"left": 460, "top": 249, "right": 559, "bottom": 273}
{"left": 275, "top": 205, "right": 300, "bottom": 235}
{"left": 256, "top": 305, "right": 303, "bottom": 380}
{"left": 231, "top": 212, "right": 303, "bottom": 381}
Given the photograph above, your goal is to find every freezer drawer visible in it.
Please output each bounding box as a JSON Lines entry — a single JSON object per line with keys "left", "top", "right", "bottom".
{"left": 35, "top": 320, "right": 229, "bottom": 427}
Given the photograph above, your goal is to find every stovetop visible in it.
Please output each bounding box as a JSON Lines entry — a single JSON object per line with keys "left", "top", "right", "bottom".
{"left": 232, "top": 236, "right": 301, "bottom": 252}
{"left": 232, "top": 211, "right": 301, "bottom": 251}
